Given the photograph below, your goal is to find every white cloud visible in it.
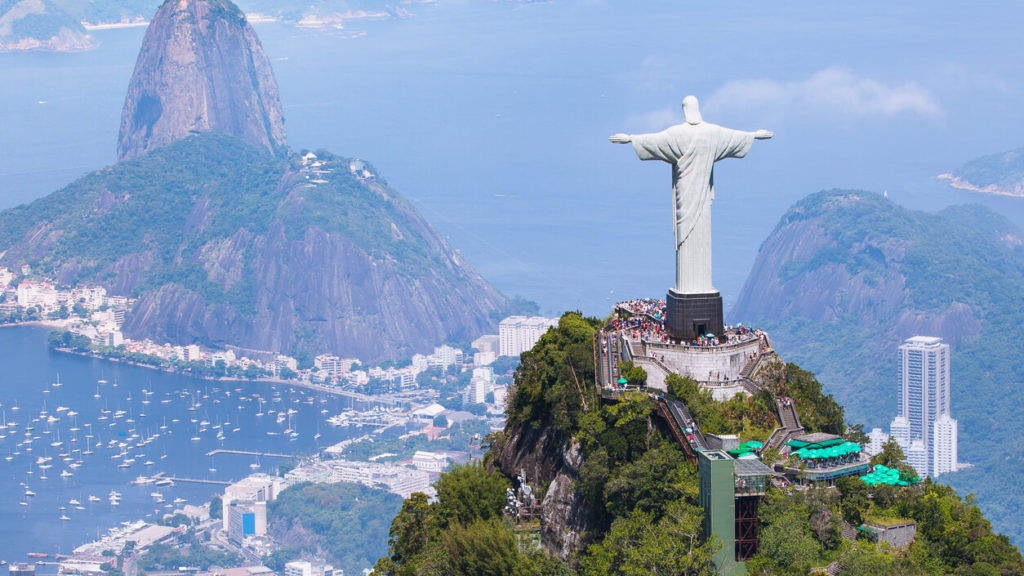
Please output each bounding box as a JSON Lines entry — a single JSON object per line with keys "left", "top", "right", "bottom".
{"left": 704, "top": 67, "right": 943, "bottom": 120}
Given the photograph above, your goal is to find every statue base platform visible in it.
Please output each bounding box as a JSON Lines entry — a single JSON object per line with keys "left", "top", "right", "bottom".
{"left": 665, "top": 289, "right": 724, "bottom": 341}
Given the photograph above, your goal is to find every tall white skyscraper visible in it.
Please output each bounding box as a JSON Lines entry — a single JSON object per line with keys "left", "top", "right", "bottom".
{"left": 890, "top": 336, "right": 955, "bottom": 477}
{"left": 932, "top": 413, "right": 958, "bottom": 477}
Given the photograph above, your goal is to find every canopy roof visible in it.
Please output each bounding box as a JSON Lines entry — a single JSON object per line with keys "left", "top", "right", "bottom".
{"left": 859, "top": 465, "right": 921, "bottom": 487}
{"left": 790, "top": 441, "right": 862, "bottom": 460}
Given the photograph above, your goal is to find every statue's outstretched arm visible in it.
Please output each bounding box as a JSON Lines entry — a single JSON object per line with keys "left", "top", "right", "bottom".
{"left": 609, "top": 133, "right": 632, "bottom": 144}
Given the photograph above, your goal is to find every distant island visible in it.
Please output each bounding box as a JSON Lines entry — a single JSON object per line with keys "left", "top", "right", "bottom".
{"left": 940, "top": 146, "right": 1024, "bottom": 198}
{"left": 0, "top": 0, "right": 97, "bottom": 52}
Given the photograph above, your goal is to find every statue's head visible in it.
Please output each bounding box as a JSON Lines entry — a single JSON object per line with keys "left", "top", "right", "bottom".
{"left": 682, "top": 95, "right": 703, "bottom": 125}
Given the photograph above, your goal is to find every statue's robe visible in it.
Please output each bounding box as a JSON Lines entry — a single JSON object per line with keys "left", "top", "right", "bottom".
{"left": 631, "top": 122, "right": 754, "bottom": 294}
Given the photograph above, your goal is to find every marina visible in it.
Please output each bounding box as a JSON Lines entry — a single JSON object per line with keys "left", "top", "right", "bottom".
{"left": 0, "top": 326, "right": 369, "bottom": 569}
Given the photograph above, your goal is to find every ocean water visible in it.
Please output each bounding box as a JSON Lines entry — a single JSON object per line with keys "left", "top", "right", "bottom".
{"left": 1, "top": 2, "right": 1023, "bottom": 317}
{"left": 0, "top": 326, "right": 359, "bottom": 565}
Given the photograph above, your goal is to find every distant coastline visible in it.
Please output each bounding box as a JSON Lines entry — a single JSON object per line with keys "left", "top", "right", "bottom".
{"left": 938, "top": 173, "right": 1024, "bottom": 199}
{"left": 82, "top": 20, "right": 150, "bottom": 31}
{"left": 48, "top": 341, "right": 389, "bottom": 404}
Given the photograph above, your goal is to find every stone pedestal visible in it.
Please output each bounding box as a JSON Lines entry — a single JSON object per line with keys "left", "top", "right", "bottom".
{"left": 665, "top": 289, "right": 724, "bottom": 341}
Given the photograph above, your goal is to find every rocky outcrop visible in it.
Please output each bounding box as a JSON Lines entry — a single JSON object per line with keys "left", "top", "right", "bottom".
{"left": 494, "top": 423, "right": 590, "bottom": 561}
{"left": 732, "top": 190, "right": 989, "bottom": 347}
{"left": 117, "top": 0, "right": 287, "bottom": 161}
{"left": 0, "top": 0, "right": 97, "bottom": 52}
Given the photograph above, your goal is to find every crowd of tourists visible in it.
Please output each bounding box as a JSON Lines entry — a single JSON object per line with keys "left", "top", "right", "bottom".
{"left": 617, "top": 298, "right": 665, "bottom": 321}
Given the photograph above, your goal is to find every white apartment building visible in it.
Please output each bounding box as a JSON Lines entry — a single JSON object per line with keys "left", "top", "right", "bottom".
{"left": 905, "top": 439, "right": 928, "bottom": 477}
{"left": 867, "top": 427, "right": 890, "bottom": 457}
{"left": 890, "top": 336, "right": 955, "bottom": 477}
{"left": 931, "top": 413, "right": 958, "bottom": 478}
{"left": 222, "top": 473, "right": 279, "bottom": 531}
{"left": 499, "top": 316, "right": 557, "bottom": 357}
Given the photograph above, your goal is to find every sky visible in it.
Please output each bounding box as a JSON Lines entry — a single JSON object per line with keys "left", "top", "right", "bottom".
{"left": 1, "top": 0, "right": 1023, "bottom": 315}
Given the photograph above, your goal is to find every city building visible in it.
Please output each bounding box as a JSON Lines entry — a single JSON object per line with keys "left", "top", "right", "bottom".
{"left": 932, "top": 413, "right": 958, "bottom": 477}
{"left": 411, "top": 451, "right": 450, "bottom": 472}
{"left": 867, "top": 427, "right": 890, "bottom": 457}
{"left": 227, "top": 499, "right": 267, "bottom": 543}
{"left": 284, "top": 561, "right": 338, "bottom": 576}
{"left": 889, "top": 336, "right": 955, "bottom": 477}
{"left": 430, "top": 345, "right": 463, "bottom": 370}
{"left": 465, "top": 367, "right": 492, "bottom": 405}
{"left": 222, "top": 473, "right": 279, "bottom": 531}
{"left": 905, "top": 439, "right": 928, "bottom": 477}
{"left": 472, "top": 334, "right": 500, "bottom": 366}
{"left": 325, "top": 460, "right": 432, "bottom": 498}
{"left": 889, "top": 416, "right": 910, "bottom": 448}
{"left": 498, "top": 316, "right": 558, "bottom": 357}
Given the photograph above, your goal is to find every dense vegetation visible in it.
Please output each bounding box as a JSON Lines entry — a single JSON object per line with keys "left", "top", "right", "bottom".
{"left": 374, "top": 310, "right": 1022, "bottom": 575}
{"left": 736, "top": 190, "right": 1024, "bottom": 544}
{"left": 372, "top": 462, "right": 570, "bottom": 576}
{"left": 0, "top": 132, "right": 505, "bottom": 361}
{"left": 267, "top": 482, "right": 403, "bottom": 576}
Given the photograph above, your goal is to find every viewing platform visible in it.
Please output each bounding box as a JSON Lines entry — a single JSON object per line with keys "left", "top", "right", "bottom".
{"left": 605, "top": 299, "right": 776, "bottom": 400}
{"left": 780, "top": 432, "right": 870, "bottom": 485}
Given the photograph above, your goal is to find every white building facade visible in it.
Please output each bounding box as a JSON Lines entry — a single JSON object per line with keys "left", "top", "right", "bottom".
{"left": 498, "top": 316, "right": 558, "bottom": 357}
{"left": 931, "top": 413, "right": 958, "bottom": 477}
{"left": 889, "top": 336, "right": 957, "bottom": 477}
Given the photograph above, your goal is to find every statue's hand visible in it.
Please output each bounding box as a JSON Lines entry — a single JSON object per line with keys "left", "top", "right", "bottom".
{"left": 609, "top": 133, "right": 632, "bottom": 144}
{"left": 754, "top": 130, "right": 774, "bottom": 140}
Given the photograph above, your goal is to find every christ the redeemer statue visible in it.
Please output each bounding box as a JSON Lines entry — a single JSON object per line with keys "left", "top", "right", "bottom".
{"left": 611, "top": 95, "right": 771, "bottom": 340}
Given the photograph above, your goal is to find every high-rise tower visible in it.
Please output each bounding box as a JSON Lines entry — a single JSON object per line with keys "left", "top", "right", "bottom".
{"left": 891, "top": 336, "right": 956, "bottom": 477}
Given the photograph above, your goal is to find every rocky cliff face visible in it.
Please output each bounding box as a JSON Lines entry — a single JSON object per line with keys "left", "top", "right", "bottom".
{"left": 117, "top": 0, "right": 287, "bottom": 161}
{"left": 732, "top": 191, "right": 984, "bottom": 346}
{"left": 494, "top": 423, "right": 591, "bottom": 561}
{"left": 0, "top": 0, "right": 97, "bottom": 52}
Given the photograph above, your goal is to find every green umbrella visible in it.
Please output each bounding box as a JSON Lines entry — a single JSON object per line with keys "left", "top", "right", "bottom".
{"left": 617, "top": 378, "right": 628, "bottom": 384}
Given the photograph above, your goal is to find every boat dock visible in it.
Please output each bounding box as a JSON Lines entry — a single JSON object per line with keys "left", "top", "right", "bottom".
{"left": 165, "top": 476, "right": 230, "bottom": 486}
{"left": 204, "top": 449, "right": 294, "bottom": 458}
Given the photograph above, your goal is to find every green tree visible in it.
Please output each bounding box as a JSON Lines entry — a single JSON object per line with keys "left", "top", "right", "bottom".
{"left": 434, "top": 462, "right": 508, "bottom": 527}
{"left": 581, "top": 501, "right": 716, "bottom": 576}
{"left": 836, "top": 475, "right": 871, "bottom": 526}
{"left": 209, "top": 495, "right": 222, "bottom": 520}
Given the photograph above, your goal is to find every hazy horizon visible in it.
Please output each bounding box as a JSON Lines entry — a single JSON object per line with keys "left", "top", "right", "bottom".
{"left": 1, "top": 0, "right": 1023, "bottom": 316}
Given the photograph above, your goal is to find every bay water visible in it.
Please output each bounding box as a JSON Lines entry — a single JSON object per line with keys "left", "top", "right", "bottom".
{"left": 0, "top": 326, "right": 358, "bottom": 565}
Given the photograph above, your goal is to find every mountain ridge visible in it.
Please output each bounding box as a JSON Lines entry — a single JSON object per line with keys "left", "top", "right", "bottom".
{"left": 0, "top": 134, "right": 506, "bottom": 362}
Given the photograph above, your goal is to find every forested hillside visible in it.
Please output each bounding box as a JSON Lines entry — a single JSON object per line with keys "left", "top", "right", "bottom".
{"left": 732, "top": 190, "right": 1024, "bottom": 543}
{"left": 371, "top": 313, "right": 1023, "bottom": 575}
